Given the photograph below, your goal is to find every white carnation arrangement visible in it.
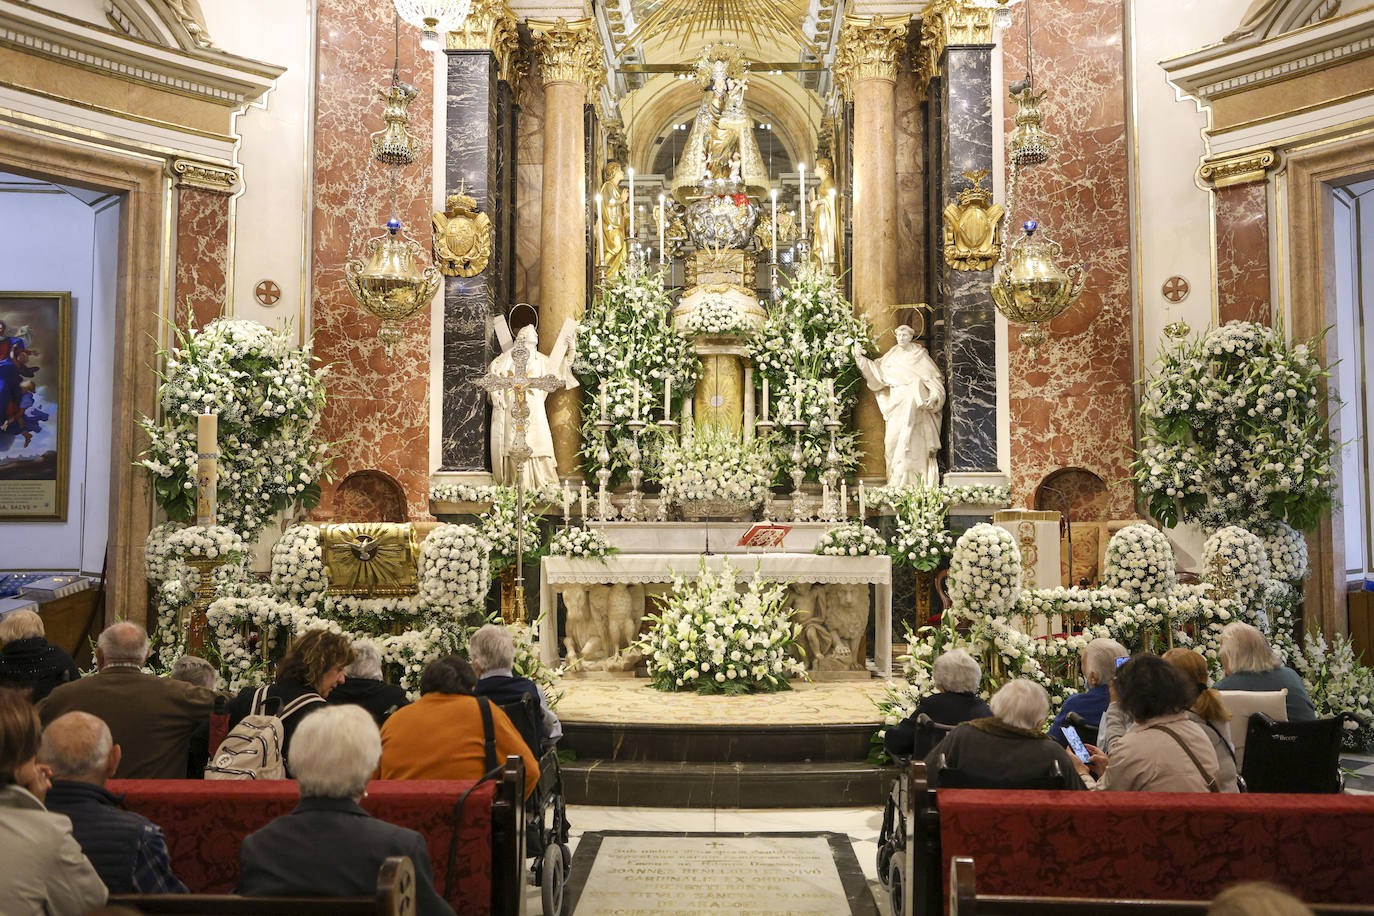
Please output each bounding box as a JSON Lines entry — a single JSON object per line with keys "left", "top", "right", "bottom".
{"left": 167, "top": 524, "right": 245, "bottom": 563}
{"left": 639, "top": 558, "right": 805, "bottom": 694}
{"left": 659, "top": 427, "right": 772, "bottom": 513}
{"left": 416, "top": 524, "right": 491, "bottom": 612}
{"left": 144, "top": 521, "right": 190, "bottom": 582}
{"left": 1260, "top": 521, "right": 1309, "bottom": 583}
{"left": 814, "top": 524, "right": 887, "bottom": 557}
{"left": 680, "top": 293, "right": 755, "bottom": 337}
{"left": 139, "top": 318, "right": 328, "bottom": 542}
{"left": 947, "top": 524, "right": 1022, "bottom": 617}
{"left": 1100, "top": 524, "right": 1176, "bottom": 603}
{"left": 548, "top": 525, "right": 617, "bottom": 560}
{"left": 269, "top": 524, "right": 328, "bottom": 604}
{"left": 1201, "top": 525, "right": 1271, "bottom": 611}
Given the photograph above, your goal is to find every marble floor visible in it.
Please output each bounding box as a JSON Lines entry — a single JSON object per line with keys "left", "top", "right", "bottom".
{"left": 556, "top": 679, "right": 890, "bottom": 725}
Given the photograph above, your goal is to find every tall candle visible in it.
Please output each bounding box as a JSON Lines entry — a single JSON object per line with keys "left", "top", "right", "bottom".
{"left": 859, "top": 480, "right": 867, "bottom": 519}
{"left": 770, "top": 189, "right": 778, "bottom": 263}
{"left": 761, "top": 376, "right": 770, "bottom": 423}
{"left": 580, "top": 482, "right": 590, "bottom": 521}
{"left": 627, "top": 167, "right": 635, "bottom": 239}
{"left": 795, "top": 386, "right": 802, "bottom": 420}
{"left": 632, "top": 380, "right": 640, "bottom": 420}
{"left": 658, "top": 194, "right": 666, "bottom": 263}
{"left": 663, "top": 375, "right": 672, "bottom": 417}
{"left": 196, "top": 413, "right": 218, "bottom": 527}
{"left": 826, "top": 379, "right": 836, "bottom": 421}
{"left": 600, "top": 385, "right": 608, "bottom": 422}
{"left": 798, "top": 163, "right": 806, "bottom": 239}
{"left": 840, "top": 480, "right": 849, "bottom": 520}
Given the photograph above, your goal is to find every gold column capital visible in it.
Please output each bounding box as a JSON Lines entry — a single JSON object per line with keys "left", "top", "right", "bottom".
{"left": 528, "top": 16, "right": 606, "bottom": 92}
{"left": 915, "top": 0, "right": 997, "bottom": 90}
{"left": 446, "top": 0, "right": 526, "bottom": 85}
{"left": 168, "top": 158, "right": 238, "bottom": 194}
{"left": 1198, "top": 148, "right": 1278, "bottom": 188}
{"left": 833, "top": 13, "right": 910, "bottom": 99}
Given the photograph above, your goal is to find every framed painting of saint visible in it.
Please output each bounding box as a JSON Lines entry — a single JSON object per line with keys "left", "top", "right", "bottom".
{"left": 0, "top": 292, "right": 72, "bottom": 521}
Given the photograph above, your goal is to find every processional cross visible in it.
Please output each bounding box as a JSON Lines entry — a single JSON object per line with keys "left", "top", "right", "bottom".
{"left": 475, "top": 334, "right": 565, "bottom": 623}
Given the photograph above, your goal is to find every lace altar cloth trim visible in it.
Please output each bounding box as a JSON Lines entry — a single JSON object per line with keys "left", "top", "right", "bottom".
{"left": 542, "top": 553, "right": 891, "bottom": 586}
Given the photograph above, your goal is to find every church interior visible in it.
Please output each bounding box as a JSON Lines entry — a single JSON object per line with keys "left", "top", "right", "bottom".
{"left": 4, "top": 0, "right": 1374, "bottom": 913}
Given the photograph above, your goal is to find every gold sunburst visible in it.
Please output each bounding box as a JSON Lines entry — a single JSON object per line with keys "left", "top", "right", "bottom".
{"left": 619, "top": 0, "right": 816, "bottom": 55}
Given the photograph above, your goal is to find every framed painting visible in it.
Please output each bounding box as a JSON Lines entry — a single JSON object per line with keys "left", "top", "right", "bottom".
{"left": 0, "top": 292, "right": 72, "bottom": 521}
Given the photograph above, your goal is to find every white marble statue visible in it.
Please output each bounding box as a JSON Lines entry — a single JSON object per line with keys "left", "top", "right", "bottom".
{"left": 563, "top": 586, "right": 607, "bottom": 662}
{"left": 853, "top": 325, "right": 945, "bottom": 488}
{"left": 817, "top": 584, "right": 869, "bottom": 671}
{"left": 488, "top": 322, "right": 577, "bottom": 488}
{"left": 564, "top": 582, "right": 645, "bottom": 671}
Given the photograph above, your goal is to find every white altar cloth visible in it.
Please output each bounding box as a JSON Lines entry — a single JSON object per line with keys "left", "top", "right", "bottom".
{"left": 538, "top": 553, "right": 893, "bottom": 676}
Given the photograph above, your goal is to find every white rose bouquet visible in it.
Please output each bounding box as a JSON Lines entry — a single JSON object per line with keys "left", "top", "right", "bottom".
{"left": 417, "top": 524, "right": 491, "bottom": 613}
{"left": 270, "top": 524, "right": 327, "bottom": 604}
{"left": 815, "top": 524, "right": 887, "bottom": 557}
{"left": 680, "top": 292, "right": 755, "bottom": 337}
{"left": 548, "top": 525, "right": 617, "bottom": 560}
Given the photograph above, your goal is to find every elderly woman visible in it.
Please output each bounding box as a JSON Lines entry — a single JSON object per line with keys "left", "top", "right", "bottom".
{"left": 0, "top": 689, "right": 107, "bottom": 914}
{"left": 169, "top": 654, "right": 219, "bottom": 778}
{"left": 379, "top": 655, "right": 540, "bottom": 797}
{"left": 1048, "top": 637, "right": 1128, "bottom": 745}
{"left": 226, "top": 629, "right": 355, "bottom": 773}
{"left": 1079, "top": 654, "right": 1221, "bottom": 791}
{"left": 470, "top": 624, "right": 562, "bottom": 747}
{"left": 326, "top": 640, "right": 410, "bottom": 727}
{"left": 0, "top": 610, "right": 80, "bottom": 702}
{"left": 884, "top": 648, "right": 991, "bottom": 757}
{"left": 923, "top": 679, "right": 1086, "bottom": 789}
{"left": 1215, "top": 621, "right": 1315, "bottom": 722}
{"left": 237, "top": 704, "right": 454, "bottom": 916}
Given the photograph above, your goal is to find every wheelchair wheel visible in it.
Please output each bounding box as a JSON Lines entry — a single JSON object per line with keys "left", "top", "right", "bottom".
{"left": 877, "top": 842, "right": 894, "bottom": 889}
{"left": 560, "top": 841, "right": 572, "bottom": 873}
{"left": 541, "top": 844, "right": 568, "bottom": 916}
{"left": 888, "top": 854, "right": 905, "bottom": 916}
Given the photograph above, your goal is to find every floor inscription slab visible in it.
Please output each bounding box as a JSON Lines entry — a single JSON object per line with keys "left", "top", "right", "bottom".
{"left": 574, "top": 834, "right": 851, "bottom": 916}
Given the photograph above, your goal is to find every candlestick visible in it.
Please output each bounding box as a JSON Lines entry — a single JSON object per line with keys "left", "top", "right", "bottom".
{"left": 627, "top": 167, "right": 635, "bottom": 239}
{"left": 840, "top": 480, "right": 849, "bottom": 521}
{"left": 663, "top": 375, "right": 672, "bottom": 418}
{"left": 580, "top": 482, "right": 590, "bottom": 521}
{"left": 658, "top": 194, "right": 666, "bottom": 264}
{"left": 798, "top": 163, "right": 806, "bottom": 239}
{"left": 794, "top": 386, "right": 802, "bottom": 421}
{"left": 196, "top": 413, "right": 218, "bottom": 527}
{"left": 761, "top": 377, "right": 770, "bottom": 423}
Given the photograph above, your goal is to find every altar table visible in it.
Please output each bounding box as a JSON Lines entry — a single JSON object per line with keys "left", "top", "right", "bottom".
{"left": 538, "top": 553, "right": 893, "bottom": 676}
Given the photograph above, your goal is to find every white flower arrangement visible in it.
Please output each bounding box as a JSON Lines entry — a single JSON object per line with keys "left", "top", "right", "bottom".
{"left": 416, "top": 524, "right": 491, "bottom": 612}
{"left": 379, "top": 623, "right": 468, "bottom": 693}
{"left": 947, "top": 524, "right": 1022, "bottom": 617}
{"left": 815, "top": 524, "right": 887, "bottom": 557}
{"left": 1100, "top": 524, "right": 1176, "bottom": 603}
{"left": 547, "top": 525, "right": 617, "bottom": 560}
{"left": 167, "top": 524, "right": 245, "bottom": 563}
{"left": 139, "top": 318, "right": 329, "bottom": 542}
{"left": 269, "top": 525, "right": 327, "bottom": 604}
{"left": 1293, "top": 633, "right": 1374, "bottom": 750}
{"left": 479, "top": 490, "right": 545, "bottom": 576}
{"left": 680, "top": 292, "right": 754, "bottom": 337}
{"left": 638, "top": 558, "right": 805, "bottom": 694}
{"left": 877, "top": 485, "right": 955, "bottom": 571}
{"left": 1260, "top": 521, "right": 1309, "bottom": 583}
{"left": 504, "top": 621, "right": 563, "bottom": 709}
{"left": 659, "top": 427, "right": 772, "bottom": 513}
{"left": 1201, "top": 525, "right": 1270, "bottom": 612}
{"left": 941, "top": 484, "right": 1013, "bottom": 507}
{"left": 1134, "top": 320, "right": 1336, "bottom": 532}
{"left": 430, "top": 481, "right": 565, "bottom": 507}
{"left": 144, "top": 521, "right": 190, "bottom": 582}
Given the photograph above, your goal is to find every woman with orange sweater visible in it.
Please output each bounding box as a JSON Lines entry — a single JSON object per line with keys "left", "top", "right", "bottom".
{"left": 378, "top": 656, "right": 539, "bottom": 797}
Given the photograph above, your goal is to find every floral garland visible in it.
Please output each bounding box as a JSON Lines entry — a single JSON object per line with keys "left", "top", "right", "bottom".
{"left": 947, "top": 523, "right": 1022, "bottom": 617}
{"left": 679, "top": 292, "right": 755, "bottom": 337}
{"left": 638, "top": 558, "right": 804, "bottom": 694}
{"left": 139, "top": 318, "right": 328, "bottom": 542}
{"left": 430, "top": 481, "right": 565, "bottom": 507}
{"left": 814, "top": 524, "right": 887, "bottom": 557}
{"left": 659, "top": 426, "right": 772, "bottom": 511}
{"left": 1099, "top": 524, "right": 1176, "bottom": 603}
{"left": 749, "top": 263, "right": 870, "bottom": 479}
{"left": 1134, "top": 320, "right": 1336, "bottom": 531}
{"left": 547, "top": 525, "right": 617, "bottom": 560}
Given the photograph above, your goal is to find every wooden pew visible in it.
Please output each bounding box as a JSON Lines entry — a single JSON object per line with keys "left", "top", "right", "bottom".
{"left": 112, "top": 855, "right": 414, "bottom": 915}
{"left": 948, "top": 857, "right": 1374, "bottom": 916}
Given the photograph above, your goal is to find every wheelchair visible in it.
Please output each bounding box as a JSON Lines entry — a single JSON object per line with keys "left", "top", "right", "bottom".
{"left": 1241, "top": 710, "right": 1369, "bottom": 794}
{"left": 876, "top": 715, "right": 954, "bottom": 916}
{"left": 495, "top": 692, "right": 572, "bottom": 916}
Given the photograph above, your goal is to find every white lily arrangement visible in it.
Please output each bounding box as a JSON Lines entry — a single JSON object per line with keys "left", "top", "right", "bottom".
{"left": 877, "top": 485, "right": 955, "bottom": 571}
{"left": 139, "top": 318, "right": 328, "bottom": 542}
{"left": 815, "top": 524, "right": 887, "bottom": 557}
{"left": 1293, "top": 633, "right": 1374, "bottom": 750}
{"left": 504, "top": 621, "right": 563, "bottom": 709}
{"left": 947, "top": 524, "right": 1022, "bottom": 617}
{"left": 680, "top": 292, "right": 755, "bottom": 337}
{"left": 479, "top": 489, "right": 545, "bottom": 576}
{"left": 639, "top": 558, "right": 805, "bottom": 694}
{"left": 548, "top": 525, "right": 617, "bottom": 560}
{"left": 659, "top": 426, "right": 772, "bottom": 512}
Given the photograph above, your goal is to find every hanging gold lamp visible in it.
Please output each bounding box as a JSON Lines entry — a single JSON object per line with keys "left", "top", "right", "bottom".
{"left": 990, "top": 220, "right": 1085, "bottom": 358}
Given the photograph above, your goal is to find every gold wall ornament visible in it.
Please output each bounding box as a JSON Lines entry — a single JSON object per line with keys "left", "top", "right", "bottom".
{"left": 598, "top": 161, "right": 629, "bottom": 279}
{"left": 372, "top": 81, "right": 423, "bottom": 166}
{"left": 942, "top": 168, "right": 1005, "bottom": 271}
{"left": 345, "top": 219, "right": 443, "bottom": 352}
{"left": 916, "top": 0, "right": 998, "bottom": 88}
{"left": 432, "top": 184, "right": 493, "bottom": 277}
{"left": 1008, "top": 86, "right": 1056, "bottom": 168}
{"left": 616, "top": 0, "right": 816, "bottom": 58}
{"left": 989, "top": 220, "right": 1086, "bottom": 357}
{"left": 1197, "top": 148, "right": 1277, "bottom": 188}
{"left": 528, "top": 17, "right": 606, "bottom": 91}
{"left": 168, "top": 158, "right": 239, "bottom": 194}
{"left": 444, "top": 0, "right": 523, "bottom": 84}
{"left": 321, "top": 523, "right": 422, "bottom": 597}
{"left": 833, "top": 13, "right": 909, "bottom": 99}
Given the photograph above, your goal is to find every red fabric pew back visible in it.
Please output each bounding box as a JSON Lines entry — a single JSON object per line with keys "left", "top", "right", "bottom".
{"left": 108, "top": 779, "right": 497, "bottom": 916}
{"left": 938, "top": 789, "right": 1374, "bottom": 904}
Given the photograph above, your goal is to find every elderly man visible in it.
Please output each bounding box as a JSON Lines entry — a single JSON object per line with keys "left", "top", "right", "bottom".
{"left": 38, "top": 623, "right": 214, "bottom": 778}
{"left": 884, "top": 649, "right": 991, "bottom": 757}
{"left": 39, "top": 712, "right": 186, "bottom": 894}
{"left": 1048, "top": 637, "right": 1129, "bottom": 746}
{"left": 238, "top": 705, "right": 454, "bottom": 916}
{"left": 327, "top": 640, "right": 410, "bottom": 727}
{"left": 469, "top": 624, "right": 561, "bottom": 747}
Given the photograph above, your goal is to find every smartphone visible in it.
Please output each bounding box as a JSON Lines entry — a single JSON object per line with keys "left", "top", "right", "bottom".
{"left": 1115, "top": 655, "right": 1130, "bottom": 670}
{"left": 1062, "top": 724, "right": 1092, "bottom": 764}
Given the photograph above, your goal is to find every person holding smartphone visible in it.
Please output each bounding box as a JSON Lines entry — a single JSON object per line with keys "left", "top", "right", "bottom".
{"left": 1048, "top": 638, "right": 1129, "bottom": 746}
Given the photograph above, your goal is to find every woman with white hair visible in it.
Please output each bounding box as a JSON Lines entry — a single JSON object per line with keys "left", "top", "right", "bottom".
{"left": 1048, "top": 637, "right": 1129, "bottom": 746}
{"left": 236, "top": 704, "right": 454, "bottom": 916}
{"left": 0, "top": 610, "right": 80, "bottom": 702}
{"left": 1215, "top": 621, "right": 1315, "bottom": 722}
{"left": 923, "top": 678, "right": 1086, "bottom": 789}
{"left": 326, "top": 640, "right": 410, "bottom": 727}
{"left": 884, "top": 648, "right": 991, "bottom": 757}
{"left": 469, "top": 624, "right": 562, "bottom": 746}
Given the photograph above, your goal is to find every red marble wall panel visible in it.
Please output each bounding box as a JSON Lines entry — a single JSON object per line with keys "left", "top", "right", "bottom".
{"left": 311, "top": 0, "right": 433, "bottom": 520}
{"left": 1216, "top": 182, "right": 1272, "bottom": 325}
{"left": 1003, "top": 0, "right": 1137, "bottom": 520}
{"left": 174, "top": 188, "right": 230, "bottom": 330}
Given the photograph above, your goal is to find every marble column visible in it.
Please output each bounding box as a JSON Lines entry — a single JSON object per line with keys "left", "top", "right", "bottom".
{"left": 440, "top": 0, "right": 521, "bottom": 472}
{"left": 920, "top": 5, "right": 999, "bottom": 475}
{"left": 529, "top": 17, "right": 606, "bottom": 479}
{"left": 835, "top": 14, "right": 908, "bottom": 483}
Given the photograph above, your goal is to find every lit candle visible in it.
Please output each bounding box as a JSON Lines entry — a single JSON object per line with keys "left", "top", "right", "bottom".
{"left": 580, "top": 482, "right": 590, "bottom": 520}
{"left": 798, "top": 163, "right": 807, "bottom": 239}
{"left": 795, "top": 386, "right": 802, "bottom": 420}
{"left": 196, "top": 413, "right": 218, "bottom": 527}
{"left": 658, "top": 193, "right": 666, "bottom": 264}
{"left": 663, "top": 375, "right": 672, "bottom": 418}
{"left": 600, "top": 385, "right": 608, "bottom": 422}
{"left": 840, "top": 480, "right": 849, "bottom": 520}
{"left": 761, "top": 376, "right": 770, "bottom": 423}
{"left": 627, "top": 167, "right": 635, "bottom": 239}
{"left": 859, "top": 480, "right": 867, "bottom": 519}
{"left": 826, "top": 379, "right": 836, "bottom": 421}
{"left": 770, "top": 188, "right": 778, "bottom": 263}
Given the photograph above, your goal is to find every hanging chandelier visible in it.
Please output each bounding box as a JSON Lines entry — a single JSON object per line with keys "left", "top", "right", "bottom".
{"left": 393, "top": 0, "right": 473, "bottom": 51}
